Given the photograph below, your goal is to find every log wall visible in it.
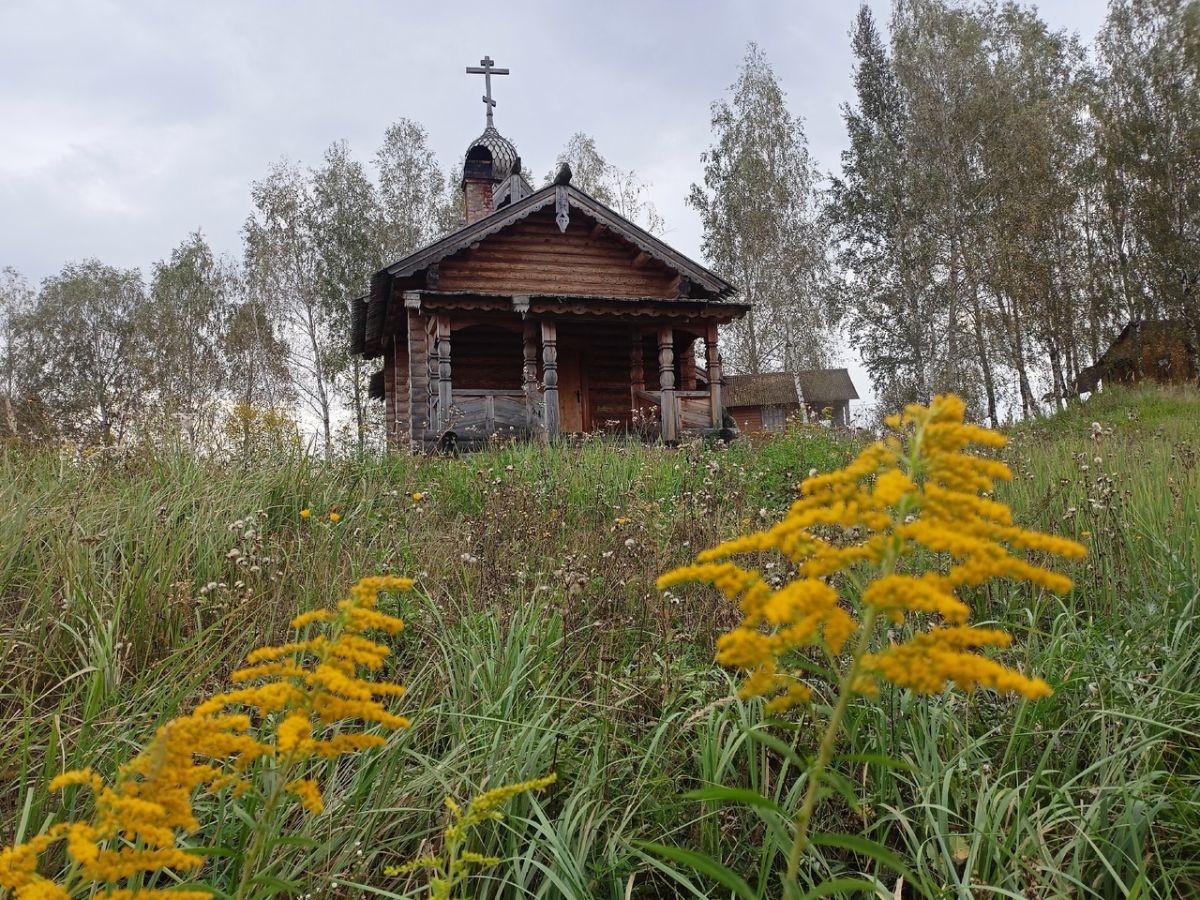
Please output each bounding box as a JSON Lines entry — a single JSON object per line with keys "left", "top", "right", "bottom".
{"left": 450, "top": 325, "right": 523, "bottom": 390}
{"left": 407, "top": 308, "right": 429, "bottom": 447}
{"left": 436, "top": 208, "right": 680, "bottom": 299}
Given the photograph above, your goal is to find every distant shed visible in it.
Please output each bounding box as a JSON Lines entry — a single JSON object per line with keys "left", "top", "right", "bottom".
{"left": 724, "top": 368, "right": 859, "bottom": 431}
{"left": 1072, "top": 320, "right": 1197, "bottom": 394}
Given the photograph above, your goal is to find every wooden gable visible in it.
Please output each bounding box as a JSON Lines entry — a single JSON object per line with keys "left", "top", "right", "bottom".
{"left": 435, "top": 206, "right": 680, "bottom": 299}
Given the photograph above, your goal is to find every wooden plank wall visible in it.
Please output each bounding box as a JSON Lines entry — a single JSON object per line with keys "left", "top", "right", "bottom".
{"left": 728, "top": 405, "right": 764, "bottom": 433}
{"left": 383, "top": 342, "right": 396, "bottom": 444}
{"left": 435, "top": 208, "right": 679, "bottom": 299}
{"left": 557, "top": 321, "right": 637, "bottom": 429}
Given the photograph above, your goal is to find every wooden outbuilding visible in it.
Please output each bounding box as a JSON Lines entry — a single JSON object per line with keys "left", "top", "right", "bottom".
{"left": 724, "top": 369, "right": 859, "bottom": 432}
{"left": 351, "top": 58, "right": 747, "bottom": 450}
{"left": 1071, "top": 320, "right": 1197, "bottom": 395}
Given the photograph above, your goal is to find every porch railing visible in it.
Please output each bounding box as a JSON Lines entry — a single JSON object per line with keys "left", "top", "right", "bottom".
{"left": 439, "top": 389, "right": 532, "bottom": 439}
{"left": 634, "top": 389, "right": 714, "bottom": 438}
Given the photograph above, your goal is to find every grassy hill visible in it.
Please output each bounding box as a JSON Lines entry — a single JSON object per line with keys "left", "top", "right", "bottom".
{"left": 2, "top": 386, "right": 1197, "bottom": 897}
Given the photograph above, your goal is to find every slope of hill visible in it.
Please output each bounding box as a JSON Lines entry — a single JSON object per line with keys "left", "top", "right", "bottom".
{"left": 2, "top": 387, "right": 1196, "bottom": 896}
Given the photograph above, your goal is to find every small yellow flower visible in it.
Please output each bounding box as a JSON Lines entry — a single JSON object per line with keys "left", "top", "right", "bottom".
{"left": 659, "top": 394, "right": 1084, "bottom": 712}
{"left": 411, "top": 492, "right": 424, "bottom": 502}
{"left": 1081, "top": 530, "right": 1091, "bottom": 537}
{"left": 0, "top": 575, "right": 415, "bottom": 898}
{"left": 299, "top": 508, "right": 311, "bottom": 520}
{"left": 329, "top": 511, "right": 341, "bottom": 523}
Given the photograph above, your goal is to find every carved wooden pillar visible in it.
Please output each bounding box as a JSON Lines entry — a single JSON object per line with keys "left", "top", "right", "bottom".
{"left": 523, "top": 320, "right": 540, "bottom": 433}
{"left": 436, "top": 314, "right": 452, "bottom": 430}
{"left": 629, "top": 327, "right": 644, "bottom": 419}
{"left": 541, "top": 319, "right": 560, "bottom": 438}
{"left": 705, "top": 323, "right": 722, "bottom": 429}
{"left": 658, "top": 326, "right": 677, "bottom": 443}
{"left": 425, "top": 319, "right": 438, "bottom": 431}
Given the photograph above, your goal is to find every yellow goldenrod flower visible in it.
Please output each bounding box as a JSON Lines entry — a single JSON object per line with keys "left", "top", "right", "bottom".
{"left": 657, "top": 394, "right": 1085, "bottom": 883}
{"left": 285, "top": 779, "right": 325, "bottom": 815}
{"left": 0, "top": 575, "right": 416, "bottom": 899}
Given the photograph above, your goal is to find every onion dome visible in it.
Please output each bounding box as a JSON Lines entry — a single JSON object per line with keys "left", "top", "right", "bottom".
{"left": 464, "top": 125, "right": 519, "bottom": 182}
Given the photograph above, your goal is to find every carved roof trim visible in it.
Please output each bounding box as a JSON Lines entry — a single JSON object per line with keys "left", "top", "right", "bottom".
{"left": 378, "top": 184, "right": 734, "bottom": 298}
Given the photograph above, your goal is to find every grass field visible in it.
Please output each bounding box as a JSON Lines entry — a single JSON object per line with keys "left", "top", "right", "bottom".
{"left": 2, "top": 386, "right": 1198, "bottom": 898}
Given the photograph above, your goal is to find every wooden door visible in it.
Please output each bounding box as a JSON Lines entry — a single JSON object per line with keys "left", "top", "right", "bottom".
{"left": 557, "top": 342, "right": 587, "bottom": 432}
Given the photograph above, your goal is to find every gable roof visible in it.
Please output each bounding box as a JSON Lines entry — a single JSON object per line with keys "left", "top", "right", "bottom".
{"left": 1100, "top": 319, "right": 1194, "bottom": 365}
{"left": 796, "top": 368, "right": 859, "bottom": 402}
{"left": 723, "top": 369, "right": 860, "bottom": 408}
{"left": 723, "top": 373, "right": 800, "bottom": 407}
{"left": 381, "top": 183, "right": 734, "bottom": 295}
{"left": 353, "top": 183, "right": 739, "bottom": 357}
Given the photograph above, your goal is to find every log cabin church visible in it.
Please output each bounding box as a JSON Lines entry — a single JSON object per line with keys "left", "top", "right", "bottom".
{"left": 351, "top": 57, "right": 748, "bottom": 450}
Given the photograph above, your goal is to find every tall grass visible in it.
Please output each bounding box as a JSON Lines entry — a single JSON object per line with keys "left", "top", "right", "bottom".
{"left": 2, "top": 388, "right": 1197, "bottom": 897}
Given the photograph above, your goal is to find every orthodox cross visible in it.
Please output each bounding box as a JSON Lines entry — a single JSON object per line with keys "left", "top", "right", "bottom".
{"left": 466, "top": 55, "right": 509, "bottom": 127}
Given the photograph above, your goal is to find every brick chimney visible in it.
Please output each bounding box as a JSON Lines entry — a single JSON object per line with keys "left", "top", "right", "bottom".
{"left": 463, "top": 145, "right": 494, "bottom": 225}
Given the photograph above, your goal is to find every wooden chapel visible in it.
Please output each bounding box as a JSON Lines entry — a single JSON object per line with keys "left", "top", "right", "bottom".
{"left": 351, "top": 56, "right": 747, "bottom": 450}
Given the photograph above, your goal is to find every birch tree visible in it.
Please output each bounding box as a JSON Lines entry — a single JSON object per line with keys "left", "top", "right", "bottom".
{"left": 144, "top": 232, "right": 235, "bottom": 446}
{"left": 547, "top": 133, "right": 664, "bottom": 235}
{"left": 0, "top": 267, "right": 33, "bottom": 438}
{"left": 21, "top": 261, "right": 148, "bottom": 445}
{"left": 689, "top": 43, "right": 832, "bottom": 375}
{"left": 244, "top": 160, "right": 336, "bottom": 456}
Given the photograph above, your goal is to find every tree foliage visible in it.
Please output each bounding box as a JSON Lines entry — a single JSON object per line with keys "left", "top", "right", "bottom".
{"left": 19, "top": 261, "right": 149, "bottom": 445}
{"left": 689, "top": 43, "right": 832, "bottom": 375}
{"left": 547, "top": 132, "right": 664, "bottom": 235}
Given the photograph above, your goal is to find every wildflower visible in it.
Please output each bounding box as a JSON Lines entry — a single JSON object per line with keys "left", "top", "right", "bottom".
{"left": 1, "top": 575, "right": 415, "bottom": 899}
{"left": 386, "top": 774, "right": 555, "bottom": 899}
{"left": 658, "top": 395, "right": 1084, "bottom": 883}
{"left": 329, "top": 511, "right": 342, "bottom": 523}
{"left": 300, "top": 508, "right": 312, "bottom": 519}
{"left": 411, "top": 492, "right": 425, "bottom": 502}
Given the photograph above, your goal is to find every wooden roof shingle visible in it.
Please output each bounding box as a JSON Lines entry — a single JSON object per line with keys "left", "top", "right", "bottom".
{"left": 723, "top": 373, "right": 800, "bottom": 407}
{"left": 723, "top": 369, "right": 860, "bottom": 408}
{"left": 353, "top": 182, "right": 741, "bottom": 358}
{"left": 795, "top": 368, "right": 859, "bottom": 402}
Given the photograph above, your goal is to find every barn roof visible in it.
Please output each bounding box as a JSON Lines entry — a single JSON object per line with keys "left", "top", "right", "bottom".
{"left": 1099, "top": 319, "right": 1194, "bottom": 364}
{"left": 723, "top": 369, "right": 860, "bottom": 408}
{"left": 723, "top": 373, "right": 800, "bottom": 407}
{"left": 796, "top": 368, "right": 859, "bottom": 402}
{"left": 353, "top": 182, "right": 740, "bottom": 357}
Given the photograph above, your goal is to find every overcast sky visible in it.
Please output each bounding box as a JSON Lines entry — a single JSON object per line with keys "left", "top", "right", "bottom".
{"left": 0, "top": 0, "right": 1108, "bottom": 402}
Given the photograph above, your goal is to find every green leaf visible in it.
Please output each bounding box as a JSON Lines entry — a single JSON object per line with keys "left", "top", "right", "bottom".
{"left": 821, "top": 769, "right": 862, "bottom": 814}
{"left": 684, "top": 785, "right": 788, "bottom": 818}
{"left": 633, "top": 840, "right": 759, "bottom": 900}
{"left": 248, "top": 874, "right": 302, "bottom": 897}
{"left": 186, "top": 846, "right": 238, "bottom": 859}
{"left": 808, "top": 832, "right": 924, "bottom": 896}
{"left": 685, "top": 785, "right": 793, "bottom": 849}
{"left": 801, "top": 876, "right": 884, "bottom": 898}
{"left": 741, "top": 726, "right": 808, "bottom": 771}
{"left": 835, "top": 751, "right": 917, "bottom": 773}
{"left": 268, "top": 835, "right": 321, "bottom": 849}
